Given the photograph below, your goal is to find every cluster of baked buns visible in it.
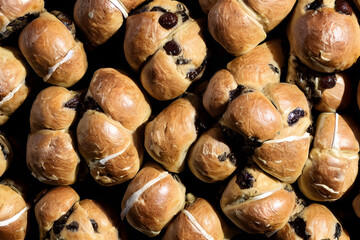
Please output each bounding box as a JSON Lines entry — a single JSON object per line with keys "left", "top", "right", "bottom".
{"left": 1, "top": 0, "right": 360, "bottom": 239}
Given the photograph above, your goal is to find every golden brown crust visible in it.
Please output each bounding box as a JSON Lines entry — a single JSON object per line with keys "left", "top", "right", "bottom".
{"left": 287, "top": 0, "right": 360, "bottom": 72}
{"left": 207, "top": 0, "right": 295, "bottom": 56}
{"left": 77, "top": 110, "right": 142, "bottom": 186}
{"left": 18, "top": 12, "right": 87, "bottom": 87}
{"left": 29, "top": 86, "right": 79, "bottom": 132}
{"left": 89, "top": 68, "right": 151, "bottom": 132}
{"left": 220, "top": 164, "right": 296, "bottom": 234}
{"left": 163, "top": 198, "right": 225, "bottom": 240}
{"left": 188, "top": 126, "right": 237, "bottom": 183}
{"left": 26, "top": 130, "right": 80, "bottom": 185}
{"left": 121, "top": 163, "right": 186, "bottom": 237}
{"left": 144, "top": 95, "right": 200, "bottom": 173}
{"left": 298, "top": 113, "right": 359, "bottom": 201}
{"left": 0, "top": 46, "right": 30, "bottom": 125}
{"left": 0, "top": 183, "right": 28, "bottom": 240}
{"left": 35, "top": 186, "right": 80, "bottom": 240}
{"left": 276, "top": 203, "right": 350, "bottom": 240}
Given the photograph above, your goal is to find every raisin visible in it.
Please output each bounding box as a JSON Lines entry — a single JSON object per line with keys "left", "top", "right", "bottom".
{"left": 269, "top": 64, "right": 279, "bottom": 74}
{"left": 66, "top": 221, "right": 79, "bottom": 232}
{"left": 176, "top": 3, "right": 189, "bottom": 22}
{"left": 334, "top": 223, "right": 342, "bottom": 239}
{"left": 131, "top": 6, "right": 149, "bottom": 15}
{"left": 0, "top": 142, "right": 8, "bottom": 159}
{"left": 53, "top": 207, "right": 74, "bottom": 235}
{"left": 64, "top": 95, "right": 81, "bottom": 110}
{"left": 335, "top": 0, "right": 353, "bottom": 15}
{"left": 305, "top": 0, "right": 323, "bottom": 11}
{"left": 163, "top": 40, "right": 181, "bottom": 56}
{"left": 0, "top": 12, "right": 40, "bottom": 40}
{"left": 83, "top": 97, "right": 102, "bottom": 112}
{"left": 90, "top": 219, "right": 98, "bottom": 233}
{"left": 159, "top": 12, "right": 178, "bottom": 29}
{"left": 218, "top": 152, "right": 238, "bottom": 166}
{"left": 151, "top": 6, "right": 167, "bottom": 12}
{"left": 284, "top": 185, "right": 293, "bottom": 192}
{"left": 229, "top": 85, "right": 245, "bottom": 101}
{"left": 176, "top": 57, "right": 190, "bottom": 65}
{"left": 186, "top": 56, "right": 208, "bottom": 81}
{"left": 218, "top": 152, "right": 228, "bottom": 162}
{"left": 319, "top": 75, "right": 336, "bottom": 89}
{"left": 287, "top": 108, "right": 305, "bottom": 126}
{"left": 289, "top": 217, "right": 310, "bottom": 240}
{"left": 236, "top": 170, "right": 255, "bottom": 189}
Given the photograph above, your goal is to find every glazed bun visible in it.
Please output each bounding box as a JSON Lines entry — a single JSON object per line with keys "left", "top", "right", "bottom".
{"left": 287, "top": 0, "right": 360, "bottom": 73}
{"left": 220, "top": 164, "right": 296, "bottom": 235}
{"left": 203, "top": 40, "right": 312, "bottom": 183}
{"left": 275, "top": 203, "right": 349, "bottom": 240}
{"left": 124, "top": 0, "right": 207, "bottom": 100}
{"left": 0, "top": 0, "right": 44, "bottom": 40}
{"left": 144, "top": 94, "right": 201, "bottom": 173}
{"left": 287, "top": 55, "right": 352, "bottom": 112}
{"left": 121, "top": 163, "right": 186, "bottom": 237}
{"left": 19, "top": 12, "right": 88, "bottom": 87}
{"left": 77, "top": 68, "right": 151, "bottom": 186}
{"left": 0, "top": 46, "right": 30, "bottom": 125}
{"left": 207, "top": 0, "right": 296, "bottom": 56}
{"left": 0, "top": 179, "right": 29, "bottom": 240}
{"left": 73, "top": 0, "right": 146, "bottom": 45}
{"left": 0, "top": 133, "right": 13, "bottom": 178}
{"left": 188, "top": 125, "right": 237, "bottom": 183}
{"left": 27, "top": 86, "right": 81, "bottom": 185}
{"left": 163, "top": 196, "right": 226, "bottom": 240}
{"left": 35, "top": 186, "right": 120, "bottom": 240}
{"left": 298, "top": 113, "right": 359, "bottom": 201}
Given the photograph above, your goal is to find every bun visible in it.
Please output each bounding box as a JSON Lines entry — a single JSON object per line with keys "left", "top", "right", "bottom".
{"left": 0, "top": 133, "right": 13, "bottom": 178}
{"left": 188, "top": 125, "right": 237, "bottom": 183}
{"left": 77, "top": 68, "right": 151, "bottom": 186}
{"left": 121, "top": 162, "right": 186, "bottom": 237}
{"left": 35, "top": 186, "right": 120, "bottom": 240}
{"left": 287, "top": 55, "right": 352, "bottom": 112}
{"left": 287, "top": 0, "right": 360, "bottom": 73}
{"left": 144, "top": 94, "right": 201, "bottom": 173}
{"left": 73, "top": 0, "right": 146, "bottom": 45}
{"left": 124, "top": 0, "right": 207, "bottom": 100}
{"left": 0, "top": 46, "right": 30, "bottom": 125}
{"left": 163, "top": 197, "right": 225, "bottom": 240}
{"left": 207, "top": 0, "right": 296, "bottom": 56}
{"left": 203, "top": 40, "right": 312, "bottom": 183}
{"left": 27, "top": 86, "right": 81, "bottom": 185}
{"left": 275, "top": 203, "right": 350, "bottom": 240}
{"left": 19, "top": 12, "right": 88, "bottom": 87}
{"left": 220, "top": 164, "right": 296, "bottom": 235}
{"left": 298, "top": 113, "right": 359, "bottom": 201}
{"left": 0, "top": 180, "right": 29, "bottom": 240}
{"left": 0, "top": 0, "right": 44, "bottom": 39}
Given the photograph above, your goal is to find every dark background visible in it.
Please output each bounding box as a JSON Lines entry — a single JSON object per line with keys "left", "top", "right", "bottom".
{"left": 1, "top": 0, "right": 360, "bottom": 239}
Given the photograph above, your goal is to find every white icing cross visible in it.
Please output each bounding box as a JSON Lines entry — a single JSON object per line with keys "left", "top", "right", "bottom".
{"left": 108, "top": 0, "right": 129, "bottom": 19}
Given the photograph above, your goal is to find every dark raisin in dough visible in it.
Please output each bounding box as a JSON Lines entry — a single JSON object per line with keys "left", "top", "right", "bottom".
{"left": 159, "top": 12, "right": 178, "bottom": 29}
{"left": 90, "top": 219, "right": 98, "bottom": 233}
{"left": 186, "top": 56, "right": 207, "bottom": 81}
{"left": 176, "top": 57, "right": 190, "bottom": 65}
{"left": 335, "top": 0, "right": 353, "bottom": 15}
{"left": 289, "top": 217, "right": 310, "bottom": 240}
{"left": 229, "top": 85, "right": 245, "bottom": 101}
{"left": 288, "top": 108, "right": 305, "bottom": 126}
{"left": 151, "top": 6, "right": 167, "bottom": 12}
{"left": 236, "top": 170, "right": 255, "bottom": 189}
{"left": 334, "top": 222, "right": 342, "bottom": 239}
{"left": 64, "top": 95, "right": 81, "bottom": 110}
{"left": 163, "top": 40, "right": 181, "bottom": 56}
{"left": 319, "top": 75, "right": 336, "bottom": 89}
{"left": 269, "top": 64, "right": 279, "bottom": 74}
{"left": 305, "top": 0, "right": 323, "bottom": 11}
{"left": 66, "top": 221, "right": 79, "bottom": 232}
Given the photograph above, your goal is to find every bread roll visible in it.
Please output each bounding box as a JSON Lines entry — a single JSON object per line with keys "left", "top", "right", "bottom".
{"left": 188, "top": 125, "right": 237, "bottom": 183}
{"left": 207, "top": 0, "right": 296, "bottom": 56}
{"left": 144, "top": 94, "right": 201, "bottom": 173}
{"left": 121, "top": 163, "right": 186, "bottom": 237}
{"left": 19, "top": 12, "right": 88, "bottom": 87}
{"left": 0, "top": 46, "right": 30, "bottom": 125}
{"left": 298, "top": 113, "right": 359, "bottom": 201}
{"left": 35, "top": 186, "right": 120, "bottom": 240}
{"left": 287, "top": 0, "right": 360, "bottom": 73}
{"left": 0, "top": 179, "right": 29, "bottom": 240}
{"left": 124, "top": 0, "right": 207, "bottom": 100}
{"left": 73, "top": 0, "right": 146, "bottom": 45}
{"left": 27, "top": 86, "right": 81, "bottom": 185}
{"left": 220, "top": 164, "right": 296, "bottom": 235}
{"left": 163, "top": 197, "right": 225, "bottom": 240}
{"left": 287, "top": 55, "right": 352, "bottom": 112}
{"left": 0, "top": 0, "right": 44, "bottom": 40}
{"left": 77, "top": 68, "right": 151, "bottom": 186}
{"left": 0, "top": 133, "right": 13, "bottom": 178}
{"left": 275, "top": 203, "right": 350, "bottom": 240}
{"left": 203, "top": 40, "right": 312, "bottom": 183}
